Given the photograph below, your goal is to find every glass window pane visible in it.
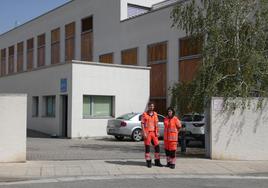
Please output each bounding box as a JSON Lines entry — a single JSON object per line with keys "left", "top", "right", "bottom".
{"left": 46, "top": 96, "right": 55, "bottom": 117}
{"left": 92, "top": 96, "right": 112, "bottom": 117}
{"left": 83, "top": 96, "right": 91, "bottom": 116}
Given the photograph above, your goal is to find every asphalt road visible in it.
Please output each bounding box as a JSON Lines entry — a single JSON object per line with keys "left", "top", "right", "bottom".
{"left": 27, "top": 133, "right": 205, "bottom": 161}
{"left": 1, "top": 177, "right": 268, "bottom": 188}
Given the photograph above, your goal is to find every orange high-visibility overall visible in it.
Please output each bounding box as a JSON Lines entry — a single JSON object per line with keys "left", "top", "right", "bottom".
{"left": 141, "top": 112, "right": 160, "bottom": 160}
{"left": 164, "top": 116, "right": 181, "bottom": 165}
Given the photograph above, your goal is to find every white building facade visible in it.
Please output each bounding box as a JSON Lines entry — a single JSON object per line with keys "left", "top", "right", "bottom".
{"left": 0, "top": 0, "right": 200, "bottom": 137}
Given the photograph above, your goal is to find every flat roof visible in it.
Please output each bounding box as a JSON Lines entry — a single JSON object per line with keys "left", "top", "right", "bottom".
{"left": 0, "top": 0, "right": 181, "bottom": 37}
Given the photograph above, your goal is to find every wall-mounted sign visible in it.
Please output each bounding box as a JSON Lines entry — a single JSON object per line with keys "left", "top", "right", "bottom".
{"left": 60, "top": 78, "right": 67, "bottom": 93}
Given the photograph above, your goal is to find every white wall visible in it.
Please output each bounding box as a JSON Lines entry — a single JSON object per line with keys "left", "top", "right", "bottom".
{"left": 71, "top": 62, "right": 150, "bottom": 137}
{"left": 0, "top": 0, "right": 184, "bottom": 107}
{"left": 0, "top": 64, "right": 72, "bottom": 137}
{"left": 210, "top": 98, "right": 268, "bottom": 160}
{"left": 0, "top": 94, "right": 26, "bottom": 163}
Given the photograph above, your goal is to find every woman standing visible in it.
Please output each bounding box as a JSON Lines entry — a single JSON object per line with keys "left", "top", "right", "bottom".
{"left": 164, "top": 107, "right": 182, "bottom": 169}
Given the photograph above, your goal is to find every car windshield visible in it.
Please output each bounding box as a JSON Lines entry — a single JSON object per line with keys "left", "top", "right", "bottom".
{"left": 182, "top": 114, "right": 204, "bottom": 122}
{"left": 181, "top": 115, "right": 193, "bottom": 122}
{"left": 116, "top": 113, "right": 137, "bottom": 120}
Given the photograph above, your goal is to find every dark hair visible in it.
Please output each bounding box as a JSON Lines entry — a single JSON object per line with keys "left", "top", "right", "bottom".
{"left": 167, "top": 107, "right": 175, "bottom": 117}
{"left": 148, "top": 102, "right": 155, "bottom": 106}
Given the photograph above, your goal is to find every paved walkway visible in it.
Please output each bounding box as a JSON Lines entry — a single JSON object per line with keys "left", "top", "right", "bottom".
{"left": 1, "top": 158, "right": 268, "bottom": 181}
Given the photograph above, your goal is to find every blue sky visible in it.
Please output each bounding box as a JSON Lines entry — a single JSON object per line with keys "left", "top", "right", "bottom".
{"left": 0, "top": 0, "right": 70, "bottom": 34}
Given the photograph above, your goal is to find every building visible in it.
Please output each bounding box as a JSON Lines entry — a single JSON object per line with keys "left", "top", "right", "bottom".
{"left": 0, "top": 0, "right": 201, "bottom": 137}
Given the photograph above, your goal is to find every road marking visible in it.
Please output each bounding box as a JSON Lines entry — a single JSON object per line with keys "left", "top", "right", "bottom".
{"left": 1, "top": 174, "right": 268, "bottom": 185}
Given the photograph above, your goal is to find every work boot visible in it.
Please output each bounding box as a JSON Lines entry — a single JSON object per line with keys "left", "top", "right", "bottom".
{"left": 146, "top": 160, "right": 152, "bottom": 168}
{"left": 165, "top": 162, "right": 171, "bottom": 168}
{"left": 170, "top": 164, "right": 175, "bottom": 169}
{"left": 154, "top": 159, "right": 163, "bottom": 167}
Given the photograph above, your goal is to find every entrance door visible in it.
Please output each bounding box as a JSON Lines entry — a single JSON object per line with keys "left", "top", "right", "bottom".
{"left": 61, "top": 95, "right": 68, "bottom": 137}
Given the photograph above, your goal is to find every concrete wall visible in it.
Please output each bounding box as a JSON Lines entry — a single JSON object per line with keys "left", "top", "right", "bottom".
{"left": 71, "top": 61, "right": 150, "bottom": 137}
{"left": 0, "top": 64, "right": 72, "bottom": 137}
{"left": 210, "top": 98, "right": 268, "bottom": 160}
{"left": 0, "top": 94, "right": 26, "bottom": 163}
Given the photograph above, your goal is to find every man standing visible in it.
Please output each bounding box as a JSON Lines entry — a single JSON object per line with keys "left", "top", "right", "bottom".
{"left": 141, "top": 102, "right": 163, "bottom": 168}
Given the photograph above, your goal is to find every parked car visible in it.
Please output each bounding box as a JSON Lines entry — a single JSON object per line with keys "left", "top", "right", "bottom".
{"left": 181, "top": 114, "right": 205, "bottom": 146}
{"left": 107, "top": 112, "right": 165, "bottom": 141}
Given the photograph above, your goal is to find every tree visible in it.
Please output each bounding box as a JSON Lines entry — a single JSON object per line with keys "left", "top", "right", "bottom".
{"left": 170, "top": 0, "right": 268, "bottom": 115}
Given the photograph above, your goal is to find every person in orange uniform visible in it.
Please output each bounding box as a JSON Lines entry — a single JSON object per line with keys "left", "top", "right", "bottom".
{"left": 141, "top": 102, "right": 163, "bottom": 168}
{"left": 164, "top": 107, "right": 181, "bottom": 169}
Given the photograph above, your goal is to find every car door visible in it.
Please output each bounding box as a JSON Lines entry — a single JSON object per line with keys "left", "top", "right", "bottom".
{"left": 157, "top": 114, "right": 165, "bottom": 138}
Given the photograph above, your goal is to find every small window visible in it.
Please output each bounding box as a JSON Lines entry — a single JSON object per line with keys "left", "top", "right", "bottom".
{"left": 44, "top": 96, "right": 56, "bottom": 117}
{"left": 117, "top": 113, "right": 137, "bottom": 120}
{"left": 83, "top": 95, "right": 114, "bottom": 118}
{"left": 32, "top": 96, "right": 39, "bottom": 117}
{"left": 81, "top": 17, "right": 93, "bottom": 33}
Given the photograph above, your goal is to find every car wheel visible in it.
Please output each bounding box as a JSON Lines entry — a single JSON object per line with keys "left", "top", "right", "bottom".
{"left": 132, "top": 129, "right": 142, "bottom": 142}
{"left": 115, "top": 136, "right": 124, "bottom": 141}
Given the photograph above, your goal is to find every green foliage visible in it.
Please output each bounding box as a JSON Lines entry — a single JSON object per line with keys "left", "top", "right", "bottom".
{"left": 170, "top": 0, "right": 268, "bottom": 114}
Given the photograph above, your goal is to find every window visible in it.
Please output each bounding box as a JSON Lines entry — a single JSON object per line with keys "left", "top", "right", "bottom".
{"left": 127, "top": 4, "right": 150, "bottom": 18}
{"left": 81, "top": 17, "right": 93, "bottom": 61}
{"left": 157, "top": 115, "right": 164, "bottom": 122}
{"left": 32, "top": 97, "right": 39, "bottom": 117}
{"left": 17, "top": 42, "right": 24, "bottom": 72}
{"left": 51, "top": 28, "right": 60, "bottom": 65}
{"left": 44, "top": 96, "right": 56, "bottom": 117}
{"left": 147, "top": 41, "right": 168, "bottom": 115}
{"left": 83, "top": 96, "right": 114, "bottom": 118}
{"left": 121, "top": 48, "right": 138, "bottom": 65}
{"left": 27, "top": 38, "right": 34, "bottom": 70}
{"left": 99, "top": 53, "right": 113, "bottom": 64}
{"left": 65, "top": 22, "right": 75, "bottom": 61}
{"left": 1, "top": 48, "right": 6, "bottom": 76}
{"left": 179, "top": 36, "right": 202, "bottom": 58}
{"left": 8, "top": 46, "right": 14, "bottom": 74}
{"left": 37, "top": 34, "right": 46, "bottom": 67}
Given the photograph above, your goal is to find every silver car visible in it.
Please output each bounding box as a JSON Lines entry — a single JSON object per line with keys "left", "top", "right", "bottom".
{"left": 181, "top": 114, "right": 205, "bottom": 146}
{"left": 107, "top": 112, "right": 165, "bottom": 141}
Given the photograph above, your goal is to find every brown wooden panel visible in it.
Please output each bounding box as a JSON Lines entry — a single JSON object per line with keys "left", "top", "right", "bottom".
{"left": 38, "top": 47, "right": 45, "bottom": 67}
{"left": 179, "top": 37, "right": 202, "bottom": 57}
{"left": 65, "top": 22, "right": 75, "bottom": 38}
{"left": 17, "top": 42, "right": 23, "bottom": 53}
{"left": 51, "top": 43, "right": 60, "bottom": 64}
{"left": 51, "top": 28, "right": 60, "bottom": 43}
{"left": 148, "top": 42, "right": 167, "bottom": 64}
{"left": 17, "top": 41, "right": 24, "bottom": 72}
{"left": 121, "top": 48, "right": 137, "bottom": 65}
{"left": 27, "top": 50, "right": 33, "bottom": 70}
{"left": 99, "top": 53, "right": 113, "bottom": 64}
{"left": 81, "top": 31, "right": 93, "bottom": 61}
{"left": 149, "top": 63, "right": 167, "bottom": 97}
{"left": 27, "top": 38, "right": 34, "bottom": 50}
{"left": 8, "top": 55, "right": 14, "bottom": 74}
{"left": 65, "top": 37, "right": 74, "bottom": 61}
{"left": 1, "top": 49, "right": 6, "bottom": 76}
{"left": 8, "top": 46, "right": 15, "bottom": 74}
{"left": 179, "top": 58, "right": 201, "bottom": 83}
{"left": 149, "top": 98, "right": 166, "bottom": 115}
{"left": 38, "top": 34, "right": 45, "bottom": 47}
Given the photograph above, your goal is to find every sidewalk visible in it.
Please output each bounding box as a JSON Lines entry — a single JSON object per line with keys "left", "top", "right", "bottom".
{"left": 1, "top": 158, "right": 268, "bottom": 182}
